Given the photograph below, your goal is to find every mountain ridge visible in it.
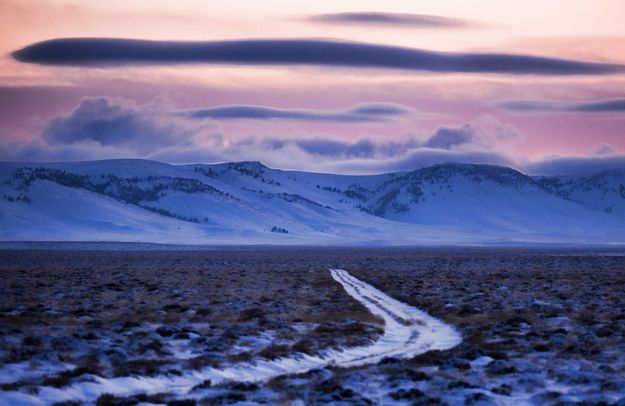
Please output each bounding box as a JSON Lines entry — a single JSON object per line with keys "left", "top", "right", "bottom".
{"left": 1, "top": 159, "right": 624, "bottom": 245}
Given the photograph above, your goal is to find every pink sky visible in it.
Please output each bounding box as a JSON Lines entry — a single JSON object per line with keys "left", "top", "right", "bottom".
{"left": 0, "top": 0, "right": 624, "bottom": 173}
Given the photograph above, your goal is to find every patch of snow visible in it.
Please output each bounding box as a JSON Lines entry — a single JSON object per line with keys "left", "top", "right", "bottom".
{"left": 470, "top": 356, "right": 494, "bottom": 369}
{"left": 0, "top": 361, "right": 74, "bottom": 384}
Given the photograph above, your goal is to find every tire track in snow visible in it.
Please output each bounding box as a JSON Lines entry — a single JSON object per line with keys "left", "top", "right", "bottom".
{"left": 1, "top": 269, "right": 461, "bottom": 405}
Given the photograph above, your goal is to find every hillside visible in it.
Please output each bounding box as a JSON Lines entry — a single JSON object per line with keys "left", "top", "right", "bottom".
{"left": 1, "top": 159, "right": 624, "bottom": 245}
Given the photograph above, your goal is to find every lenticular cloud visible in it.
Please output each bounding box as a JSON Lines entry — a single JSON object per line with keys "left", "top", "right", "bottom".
{"left": 13, "top": 38, "right": 625, "bottom": 75}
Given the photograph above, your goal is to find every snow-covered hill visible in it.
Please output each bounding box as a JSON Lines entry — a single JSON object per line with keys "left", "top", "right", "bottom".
{"left": 1, "top": 159, "right": 624, "bottom": 245}
{"left": 536, "top": 169, "right": 625, "bottom": 216}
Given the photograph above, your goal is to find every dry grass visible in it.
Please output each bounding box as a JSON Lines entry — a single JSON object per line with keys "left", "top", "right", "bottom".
{"left": 2, "top": 247, "right": 625, "bottom": 404}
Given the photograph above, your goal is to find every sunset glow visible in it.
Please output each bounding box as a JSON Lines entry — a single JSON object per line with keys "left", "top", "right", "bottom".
{"left": 1, "top": 0, "right": 624, "bottom": 174}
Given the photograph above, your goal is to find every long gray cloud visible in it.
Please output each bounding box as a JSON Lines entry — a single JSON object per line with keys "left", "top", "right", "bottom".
{"left": 294, "top": 138, "right": 376, "bottom": 158}
{"left": 498, "top": 98, "right": 625, "bottom": 113}
{"left": 12, "top": 38, "right": 625, "bottom": 75}
{"left": 243, "top": 119, "right": 519, "bottom": 170}
{"left": 183, "top": 102, "right": 411, "bottom": 122}
{"left": 525, "top": 155, "right": 625, "bottom": 176}
{"left": 258, "top": 124, "right": 477, "bottom": 159}
{"left": 307, "top": 12, "right": 471, "bottom": 28}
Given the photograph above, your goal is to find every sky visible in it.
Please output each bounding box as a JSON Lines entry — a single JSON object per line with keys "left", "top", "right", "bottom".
{"left": 1, "top": 0, "right": 625, "bottom": 175}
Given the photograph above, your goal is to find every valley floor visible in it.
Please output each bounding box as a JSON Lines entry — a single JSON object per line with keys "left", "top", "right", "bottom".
{"left": 1, "top": 246, "right": 625, "bottom": 405}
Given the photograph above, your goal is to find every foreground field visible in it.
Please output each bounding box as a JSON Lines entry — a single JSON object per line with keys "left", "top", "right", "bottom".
{"left": 1, "top": 246, "right": 625, "bottom": 404}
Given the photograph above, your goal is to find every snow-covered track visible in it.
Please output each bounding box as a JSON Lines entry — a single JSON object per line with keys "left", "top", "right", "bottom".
{"left": 329, "top": 269, "right": 461, "bottom": 363}
{"left": 1, "top": 269, "right": 461, "bottom": 405}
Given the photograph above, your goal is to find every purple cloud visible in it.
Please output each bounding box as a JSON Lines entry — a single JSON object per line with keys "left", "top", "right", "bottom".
{"left": 42, "top": 98, "right": 197, "bottom": 154}
{"left": 307, "top": 12, "right": 472, "bottom": 28}
{"left": 12, "top": 38, "right": 625, "bottom": 75}
{"left": 183, "top": 102, "right": 411, "bottom": 122}
{"left": 424, "top": 125, "right": 474, "bottom": 149}
{"left": 498, "top": 98, "right": 625, "bottom": 113}
{"left": 525, "top": 155, "right": 625, "bottom": 176}
{"left": 4, "top": 96, "right": 622, "bottom": 177}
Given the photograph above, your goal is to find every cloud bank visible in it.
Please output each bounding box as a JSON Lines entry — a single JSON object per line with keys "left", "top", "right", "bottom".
{"left": 307, "top": 12, "right": 471, "bottom": 28}
{"left": 525, "top": 155, "right": 625, "bottom": 176}
{"left": 32, "top": 98, "right": 414, "bottom": 159}
{"left": 1, "top": 96, "right": 623, "bottom": 177}
{"left": 498, "top": 98, "right": 625, "bottom": 113}
{"left": 329, "top": 149, "right": 514, "bottom": 174}
{"left": 12, "top": 38, "right": 625, "bottom": 75}
{"left": 41, "top": 98, "right": 198, "bottom": 155}
{"left": 424, "top": 125, "right": 474, "bottom": 149}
